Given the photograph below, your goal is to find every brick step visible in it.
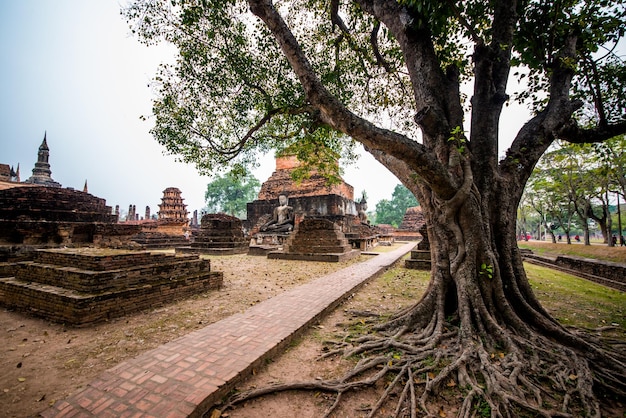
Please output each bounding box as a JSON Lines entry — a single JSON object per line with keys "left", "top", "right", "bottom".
{"left": 33, "top": 250, "right": 193, "bottom": 271}
{"left": 405, "top": 259, "right": 431, "bottom": 270}
{"left": 287, "top": 239, "right": 350, "bottom": 247}
{"left": 14, "top": 258, "right": 212, "bottom": 293}
{"left": 192, "top": 237, "right": 248, "bottom": 244}
{"left": 0, "top": 271, "right": 223, "bottom": 325}
{"left": 410, "top": 250, "right": 431, "bottom": 260}
{"left": 286, "top": 245, "right": 353, "bottom": 254}
{"left": 190, "top": 242, "right": 248, "bottom": 248}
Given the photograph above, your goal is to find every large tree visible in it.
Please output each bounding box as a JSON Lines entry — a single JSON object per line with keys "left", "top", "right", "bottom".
{"left": 204, "top": 170, "right": 260, "bottom": 218}
{"left": 124, "top": 1, "right": 626, "bottom": 416}
{"left": 375, "top": 184, "right": 419, "bottom": 226}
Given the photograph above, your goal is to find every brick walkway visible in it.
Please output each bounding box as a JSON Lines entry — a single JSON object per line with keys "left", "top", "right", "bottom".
{"left": 40, "top": 242, "right": 415, "bottom": 418}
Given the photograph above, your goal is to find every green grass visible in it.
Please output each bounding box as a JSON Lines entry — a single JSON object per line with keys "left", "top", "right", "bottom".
{"left": 525, "top": 262, "right": 626, "bottom": 337}
{"left": 518, "top": 241, "right": 626, "bottom": 263}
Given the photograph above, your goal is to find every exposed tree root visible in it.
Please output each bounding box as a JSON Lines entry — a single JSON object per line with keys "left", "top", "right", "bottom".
{"left": 216, "top": 308, "right": 626, "bottom": 418}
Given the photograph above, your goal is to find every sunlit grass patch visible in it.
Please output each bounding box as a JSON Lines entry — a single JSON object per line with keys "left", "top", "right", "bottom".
{"left": 525, "top": 262, "right": 626, "bottom": 338}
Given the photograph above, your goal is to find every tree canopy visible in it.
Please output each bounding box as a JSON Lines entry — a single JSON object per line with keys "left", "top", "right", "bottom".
{"left": 375, "top": 184, "right": 419, "bottom": 226}
{"left": 522, "top": 135, "right": 626, "bottom": 243}
{"left": 204, "top": 170, "right": 260, "bottom": 218}
{"left": 125, "top": 0, "right": 626, "bottom": 416}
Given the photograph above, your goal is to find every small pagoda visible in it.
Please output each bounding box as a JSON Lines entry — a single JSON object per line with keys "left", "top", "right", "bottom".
{"left": 131, "top": 187, "right": 190, "bottom": 248}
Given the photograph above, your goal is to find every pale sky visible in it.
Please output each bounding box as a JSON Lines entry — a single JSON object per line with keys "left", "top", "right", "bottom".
{"left": 0, "top": 1, "right": 530, "bottom": 217}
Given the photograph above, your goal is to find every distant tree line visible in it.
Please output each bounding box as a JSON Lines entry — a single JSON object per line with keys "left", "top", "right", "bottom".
{"left": 204, "top": 171, "right": 260, "bottom": 219}
{"left": 519, "top": 135, "right": 626, "bottom": 246}
{"left": 374, "top": 184, "right": 419, "bottom": 227}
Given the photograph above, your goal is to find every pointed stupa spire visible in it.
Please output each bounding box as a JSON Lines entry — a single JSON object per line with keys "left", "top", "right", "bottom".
{"left": 83, "top": 179, "right": 88, "bottom": 193}
{"left": 24, "top": 131, "right": 61, "bottom": 187}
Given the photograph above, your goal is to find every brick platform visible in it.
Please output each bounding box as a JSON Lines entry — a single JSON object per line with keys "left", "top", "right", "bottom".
{"left": 0, "top": 249, "right": 223, "bottom": 325}
{"left": 40, "top": 242, "right": 415, "bottom": 418}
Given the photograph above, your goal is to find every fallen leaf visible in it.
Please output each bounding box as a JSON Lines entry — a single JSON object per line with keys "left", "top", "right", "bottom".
{"left": 439, "top": 406, "right": 447, "bottom": 417}
{"left": 499, "top": 352, "right": 505, "bottom": 359}
{"left": 446, "top": 379, "right": 456, "bottom": 387}
{"left": 569, "top": 374, "right": 578, "bottom": 380}
{"left": 37, "top": 394, "right": 46, "bottom": 402}
{"left": 16, "top": 362, "right": 22, "bottom": 368}
{"left": 18, "top": 377, "right": 26, "bottom": 382}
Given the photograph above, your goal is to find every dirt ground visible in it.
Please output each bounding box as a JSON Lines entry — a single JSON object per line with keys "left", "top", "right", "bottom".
{"left": 220, "top": 260, "right": 431, "bottom": 418}
{"left": 2, "top": 244, "right": 624, "bottom": 417}
{"left": 0, "top": 246, "right": 419, "bottom": 418}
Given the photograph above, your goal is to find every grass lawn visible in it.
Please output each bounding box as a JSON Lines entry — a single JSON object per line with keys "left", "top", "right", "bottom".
{"left": 518, "top": 240, "right": 626, "bottom": 263}
{"left": 525, "top": 263, "right": 626, "bottom": 338}
{"left": 513, "top": 240, "right": 626, "bottom": 340}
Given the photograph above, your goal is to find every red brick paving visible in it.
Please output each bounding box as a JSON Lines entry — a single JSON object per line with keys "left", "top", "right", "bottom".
{"left": 40, "top": 243, "right": 415, "bottom": 418}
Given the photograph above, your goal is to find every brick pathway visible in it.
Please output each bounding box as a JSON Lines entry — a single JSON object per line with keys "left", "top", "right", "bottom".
{"left": 40, "top": 242, "right": 415, "bottom": 418}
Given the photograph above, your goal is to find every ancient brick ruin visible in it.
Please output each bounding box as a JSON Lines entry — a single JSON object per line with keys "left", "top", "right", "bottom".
{"left": 269, "top": 217, "right": 360, "bottom": 262}
{"left": 396, "top": 205, "right": 425, "bottom": 240}
{"left": 0, "top": 248, "right": 223, "bottom": 325}
{"left": 405, "top": 223, "right": 432, "bottom": 270}
{"left": 130, "top": 187, "right": 190, "bottom": 248}
{"left": 23, "top": 134, "right": 62, "bottom": 188}
{"left": 0, "top": 137, "right": 229, "bottom": 325}
{"left": 246, "top": 155, "right": 358, "bottom": 232}
{"left": 177, "top": 213, "right": 248, "bottom": 255}
{"left": 0, "top": 185, "right": 141, "bottom": 257}
{"left": 247, "top": 155, "right": 380, "bottom": 254}
{"left": 0, "top": 163, "right": 19, "bottom": 183}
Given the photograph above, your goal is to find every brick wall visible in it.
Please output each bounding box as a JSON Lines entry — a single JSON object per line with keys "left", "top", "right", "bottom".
{"left": 0, "top": 248, "right": 223, "bottom": 325}
{"left": 0, "top": 272, "right": 223, "bottom": 325}
{"left": 555, "top": 256, "right": 626, "bottom": 286}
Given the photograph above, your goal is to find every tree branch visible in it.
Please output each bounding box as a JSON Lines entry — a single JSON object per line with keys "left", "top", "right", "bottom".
{"left": 558, "top": 120, "right": 626, "bottom": 144}
{"left": 247, "top": 0, "right": 457, "bottom": 199}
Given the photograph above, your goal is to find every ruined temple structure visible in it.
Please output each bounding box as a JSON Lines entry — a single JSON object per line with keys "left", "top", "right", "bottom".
{"left": 246, "top": 155, "right": 357, "bottom": 230}
{"left": 23, "top": 133, "right": 62, "bottom": 188}
{"left": 158, "top": 187, "right": 189, "bottom": 222}
{"left": 395, "top": 205, "right": 425, "bottom": 240}
{"left": 130, "top": 187, "right": 190, "bottom": 248}
{"left": 405, "top": 223, "right": 432, "bottom": 270}
{"left": 0, "top": 186, "right": 142, "bottom": 260}
{"left": 0, "top": 163, "right": 20, "bottom": 183}
{"left": 0, "top": 248, "right": 223, "bottom": 325}
{"left": 177, "top": 213, "right": 248, "bottom": 255}
{"left": 0, "top": 138, "right": 225, "bottom": 324}
{"left": 191, "top": 209, "right": 199, "bottom": 229}
{"left": 247, "top": 155, "right": 379, "bottom": 252}
{"left": 268, "top": 217, "right": 360, "bottom": 262}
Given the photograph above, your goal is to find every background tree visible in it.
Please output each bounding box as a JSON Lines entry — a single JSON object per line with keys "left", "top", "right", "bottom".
{"left": 374, "top": 184, "right": 419, "bottom": 226}
{"left": 204, "top": 170, "right": 260, "bottom": 218}
{"left": 125, "top": 1, "right": 626, "bottom": 416}
{"left": 524, "top": 173, "right": 557, "bottom": 242}
{"left": 593, "top": 134, "right": 626, "bottom": 244}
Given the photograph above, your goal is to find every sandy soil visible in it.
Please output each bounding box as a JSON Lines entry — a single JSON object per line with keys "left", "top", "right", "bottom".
{"left": 221, "top": 261, "right": 431, "bottom": 418}
{"left": 0, "top": 249, "right": 408, "bottom": 418}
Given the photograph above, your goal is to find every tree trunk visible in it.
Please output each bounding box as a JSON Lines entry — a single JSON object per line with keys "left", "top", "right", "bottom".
{"left": 239, "top": 2, "right": 626, "bottom": 415}
{"left": 583, "top": 221, "right": 591, "bottom": 245}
